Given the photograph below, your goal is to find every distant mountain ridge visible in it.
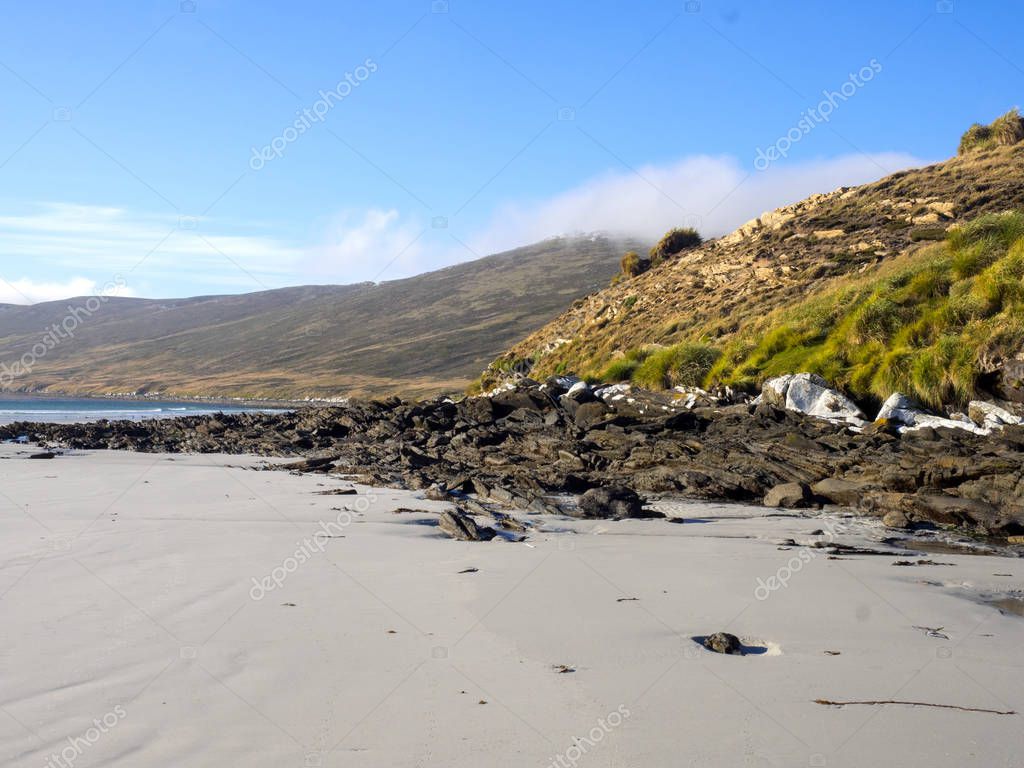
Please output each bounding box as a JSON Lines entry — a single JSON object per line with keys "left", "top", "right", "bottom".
{"left": 0, "top": 235, "right": 638, "bottom": 399}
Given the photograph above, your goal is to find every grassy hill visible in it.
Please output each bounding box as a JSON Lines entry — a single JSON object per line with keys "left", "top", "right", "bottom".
{"left": 487, "top": 114, "right": 1024, "bottom": 409}
{"left": 697, "top": 212, "right": 1024, "bottom": 409}
{"left": 0, "top": 235, "right": 636, "bottom": 399}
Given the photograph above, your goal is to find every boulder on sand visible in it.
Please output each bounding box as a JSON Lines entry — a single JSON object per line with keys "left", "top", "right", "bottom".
{"left": 438, "top": 509, "right": 496, "bottom": 541}
{"left": 763, "top": 482, "right": 812, "bottom": 509}
{"left": 702, "top": 632, "right": 744, "bottom": 655}
{"left": 576, "top": 486, "right": 652, "bottom": 519}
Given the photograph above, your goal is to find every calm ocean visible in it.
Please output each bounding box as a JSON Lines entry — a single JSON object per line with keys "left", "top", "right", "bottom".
{"left": 0, "top": 396, "right": 287, "bottom": 425}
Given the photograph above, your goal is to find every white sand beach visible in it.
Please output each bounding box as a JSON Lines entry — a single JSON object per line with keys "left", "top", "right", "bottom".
{"left": 1, "top": 443, "right": 1022, "bottom": 767}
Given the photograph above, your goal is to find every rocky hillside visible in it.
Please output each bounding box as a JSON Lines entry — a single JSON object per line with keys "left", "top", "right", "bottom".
{"left": 0, "top": 235, "right": 636, "bottom": 400}
{"left": 487, "top": 138, "right": 1024, "bottom": 409}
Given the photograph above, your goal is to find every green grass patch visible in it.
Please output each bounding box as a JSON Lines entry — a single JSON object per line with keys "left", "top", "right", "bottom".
{"left": 597, "top": 347, "right": 651, "bottom": 382}
{"left": 631, "top": 343, "right": 721, "bottom": 389}
{"left": 708, "top": 211, "right": 1024, "bottom": 407}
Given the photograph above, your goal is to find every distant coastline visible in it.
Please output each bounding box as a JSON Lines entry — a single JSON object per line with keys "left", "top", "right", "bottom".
{"left": 0, "top": 393, "right": 300, "bottom": 426}
{"left": 0, "top": 390, "right": 333, "bottom": 410}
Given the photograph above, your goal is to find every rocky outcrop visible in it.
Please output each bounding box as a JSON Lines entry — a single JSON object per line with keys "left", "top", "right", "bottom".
{"left": 762, "top": 374, "right": 866, "bottom": 425}
{"left": 875, "top": 393, "right": 1021, "bottom": 435}
{"left": 993, "top": 356, "right": 1024, "bottom": 403}
{"left": 967, "top": 400, "right": 1023, "bottom": 431}
{"left": 3, "top": 379, "right": 1024, "bottom": 536}
{"left": 875, "top": 392, "right": 978, "bottom": 433}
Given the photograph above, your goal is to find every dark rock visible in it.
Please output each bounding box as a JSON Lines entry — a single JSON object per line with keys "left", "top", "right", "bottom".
{"left": 902, "top": 492, "right": 1006, "bottom": 534}
{"left": 542, "top": 376, "right": 572, "bottom": 397}
{"left": 490, "top": 387, "right": 550, "bottom": 416}
{"left": 424, "top": 484, "right": 449, "bottom": 501}
{"left": 702, "top": 632, "right": 743, "bottom": 655}
{"left": 860, "top": 420, "right": 901, "bottom": 438}
{"left": 437, "top": 509, "right": 496, "bottom": 541}
{"left": 576, "top": 486, "right": 647, "bottom": 519}
{"left": 282, "top": 455, "right": 338, "bottom": 473}
{"left": 28, "top": 451, "right": 56, "bottom": 459}
{"left": 994, "top": 358, "right": 1024, "bottom": 403}
{"left": 463, "top": 397, "right": 495, "bottom": 423}
{"left": 573, "top": 401, "right": 612, "bottom": 429}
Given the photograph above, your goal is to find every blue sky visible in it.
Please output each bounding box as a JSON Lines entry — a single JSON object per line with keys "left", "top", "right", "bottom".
{"left": 0, "top": 0, "right": 1020, "bottom": 302}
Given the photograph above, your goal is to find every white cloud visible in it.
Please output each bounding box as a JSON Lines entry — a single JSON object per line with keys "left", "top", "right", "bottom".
{"left": 0, "top": 202, "right": 303, "bottom": 300}
{"left": 305, "top": 152, "right": 930, "bottom": 284}
{"left": 0, "top": 276, "right": 136, "bottom": 305}
{"left": 306, "top": 208, "right": 428, "bottom": 283}
{"left": 466, "top": 152, "right": 929, "bottom": 254}
{"left": 1, "top": 151, "right": 933, "bottom": 300}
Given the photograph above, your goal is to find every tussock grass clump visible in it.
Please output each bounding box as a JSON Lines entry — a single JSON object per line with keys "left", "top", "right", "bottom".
{"left": 599, "top": 347, "right": 652, "bottom": 382}
{"left": 959, "top": 123, "right": 994, "bottom": 155}
{"left": 649, "top": 227, "right": 702, "bottom": 265}
{"left": 618, "top": 251, "right": 649, "bottom": 280}
{"left": 709, "top": 211, "right": 1024, "bottom": 407}
{"left": 631, "top": 343, "right": 720, "bottom": 389}
{"left": 992, "top": 107, "right": 1024, "bottom": 146}
{"left": 958, "top": 108, "right": 1024, "bottom": 154}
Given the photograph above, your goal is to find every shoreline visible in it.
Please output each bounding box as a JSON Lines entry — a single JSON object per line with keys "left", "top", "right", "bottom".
{"left": 4, "top": 378, "right": 1024, "bottom": 540}
{"left": 0, "top": 390, "right": 318, "bottom": 410}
